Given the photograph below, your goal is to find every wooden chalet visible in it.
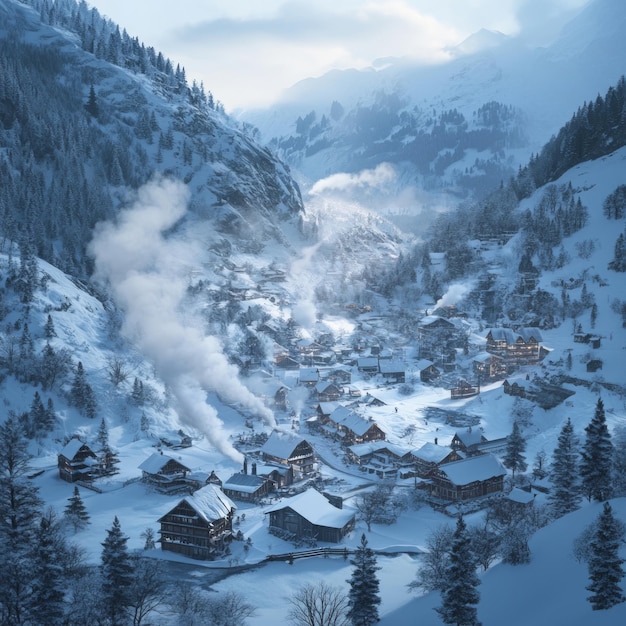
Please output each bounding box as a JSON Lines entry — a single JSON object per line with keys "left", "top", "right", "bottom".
{"left": 405, "top": 442, "right": 464, "bottom": 478}
{"left": 379, "top": 360, "right": 406, "bottom": 384}
{"left": 275, "top": 355, "right": 300, "bottom": 370}
{"left": 450, "top": 379, "right": 480, "bottom": 399}
{"left": 58, "top": 439, "right": 98, "bottom": 483}
{"left": 357, "top": 357, "right": 380, "bottom": 374}
{"left": 315, "top": 380, "right": 343, "bottom": 402}
{"left": 265, "top": 488, "right": 355, "bottom": 543}
{"left": 429, "top": 454, "right": 506, "bottom": 502}
{"left": 222, "top": 464, "right": 273, "bottom": 502}
{"left": 158, "top": 484, "right": 236, "bottom": 560}
{"left": 299, "top": 367, "right": 320, "bottom": 387}
{"left": 347, "top": 441, "right": 407, "bottom": 478}
{"left": 484, "top": 327, "right": 545, "bottom": 366}
{"left": 472, "top": 352, "right": 507, "bottom": 380}
{"left": 260, "top": 430, "right": 316, "bottom": 477}
{"left": 323, "top": 405, "right": 386, "bottom": 445}
{"left": 138, "top": 453, "right": 191, "bottom": 493}
{"left": 450, "top": 430, "right": 488, "bottom": 456}
{"left": 416, "top": 359, "right": 440, "bottom": 383}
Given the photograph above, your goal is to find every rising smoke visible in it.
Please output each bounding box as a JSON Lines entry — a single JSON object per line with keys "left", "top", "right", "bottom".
{"left": 88, "top": 177, "right": 275, "bottom": 462}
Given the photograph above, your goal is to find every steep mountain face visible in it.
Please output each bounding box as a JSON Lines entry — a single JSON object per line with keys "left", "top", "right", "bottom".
{"left": 240, "top": 0, "right": 626, "bottom": 203}
{"left": 0, "top": 0, "right": 304, "bottom": 277}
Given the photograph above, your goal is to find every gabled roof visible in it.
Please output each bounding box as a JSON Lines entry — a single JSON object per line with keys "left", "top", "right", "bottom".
{"left": 348, "top": 440, "right": 406, "bottom": 459}
{"left": 438, "top": 454, "right": 506, "bottom": 486}
{"left": 261, "top": 430, "right": 312, "bottom": 460}
{"left": 59, "top": 438, "right": 94, "bottom": 460}
{"left": 138, "top": 453, "right": 190, "bottom": 474}
{"left": 265, "top": 488, "right": 354, "bottom": 529}
{"left": 299, "top": 367, "right": 320, "bottom": 382}
{"left": 453, "top": 430, "right": 486, "bottom": 447}
{"left": 379, "top": 360, "right": 406, "bottom": 374}
{"left": 410, "top": 442, "right": 455, "bottom": 463}
{"left": 317, "top": 401, "right": 339, "bottom": 415}
{"left": 486, "top": 327, "right": 542, "bottom": 344}
{"left": 159, "top": 484, "right": 235, "bottom": 524}
{"left": 416, "top": 359, "right": 436, "bottom": 370}
{"left": 329, "top": 406, "right": 383, "bottom": 437}
{"left": 223, "top": 472, "right": 268, "bottom": 493}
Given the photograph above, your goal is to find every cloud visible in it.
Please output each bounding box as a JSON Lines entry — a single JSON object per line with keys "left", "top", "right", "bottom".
{"left": 309, "top": 163, "right": 398, "bottom": 196}
{"left": 88, "top": 177, "right": 275, "bottom": 462}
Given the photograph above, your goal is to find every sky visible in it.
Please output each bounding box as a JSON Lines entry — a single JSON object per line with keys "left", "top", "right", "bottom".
{"left": 91, "top": 0, "right": 590, "bottom": 112}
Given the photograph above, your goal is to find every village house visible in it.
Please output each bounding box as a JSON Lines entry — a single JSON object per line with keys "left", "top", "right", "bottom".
{"left": 222, "top": 460, "right": 273, "bottom": 502}
{"left": 158, "top": 483, "right": 236, "bottom": 560}
{"left": 379, "top": 360, "right": 406, "bottom": 384}
{"left": 356, "top": 356, "right": 380, "bottom": 374}
{"left": 405, "top": 442, "right": 464, "bottom": 478}
{"left": 472, "top": 352, "right": 507, "bottom": 380}
{"left": 347, "top": 441, "right": 407, "bottom": 478}
{"left": 415, "top": 359, "right": 440, "bottom": 383}
{"left": 428, "top": 454, "right": 507, "bottom": 502}
{"left": 417, "top": 315, "right": 460, "bottom": 363}
{"left": 138, "top": 453, "right": 192, "bottom": 493}
{"left": 322, "top": 405, "right": 386, "bottom": 445}
{"left": 260, "top": 430, "right": 316, "bottom": 478}
{"left": 265, "top": 488, "right": 356, "bottom": 543}
{"left": 58, "top": 438, "right": 98, "bottom": 483}
{"left": 450, "top": 429, "right": 488, "bottom": 456}
{"left": 484, "top": 327, "right": 546, "bottom": 367}
{"left": 298, "top": 367, "right": 320, "bottom": 387}
{"left": 315, "top": 380, "right": 343, "bottom": 402}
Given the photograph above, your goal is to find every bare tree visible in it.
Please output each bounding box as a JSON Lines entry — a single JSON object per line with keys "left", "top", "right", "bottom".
{"left": 287, "top": 581, "right": 350, "bottom": 626}
{"left": 107, "top": 356, "right": 130, "bottom": 386}
{"left": 205, "top": 591, "right": 256, "bottom": 626}
{"left": 355, "top": 482, "right": 395, "bottom": 532}
{"left": 127, "top": 557, "right": 166, "bottom": 626}
{"left": 408, "top": 524, "right": 454, "bottom": 592}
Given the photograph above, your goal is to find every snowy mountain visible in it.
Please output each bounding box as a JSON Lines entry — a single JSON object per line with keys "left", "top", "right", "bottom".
{"left": 240, "top": 0, "right": 626, "bottom": 205}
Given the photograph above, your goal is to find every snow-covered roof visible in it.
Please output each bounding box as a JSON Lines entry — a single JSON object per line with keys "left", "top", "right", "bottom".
{"left": 329, "top": 406, "right": 382, "bottom": 437}
{"left": 185, "top": 484, "right": 235, "bottom": 522}
{"left": 415, "top": 359, "right": 436, "bottom": 370}
{"left": 379, "top": 360, "right": 406, "bottom": 374}
{"left": 138, "top": 453, "right": 189, "bottom": 474}
{"left": 59, "top": 438, "right": 93, "bottom": 459}
{"left": 453, "top": 430, "right": 486, "bottom": 447}
{"left": 486, "top": 327, "right": 542, "bottom": 344}
{"left": 261, "top": 430, "right": 310, "bottom": 460}
{"left": 507, "top": 487, "right": 535, "bottom": 504}
{"left": 411, "top": 442, "right": 454, "bottom": 463}
{"left": 317, "top": 401, "right": 339, "bottom": 415}
{"left": 438, "top": 454, "right": 506, "bottom": 485}
{"left": 299, "top": 367, "right": 319, "bottom": 382}
{"left": 265, "top": 489, "right": 354, "bottom": 529}
{"left": 223, "top": 473, "right": 268, "bottom": 493}
{"left": 348, "top": 440, "right": 407, "bottom": 459}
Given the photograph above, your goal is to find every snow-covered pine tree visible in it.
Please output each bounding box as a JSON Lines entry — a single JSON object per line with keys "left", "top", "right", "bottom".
{"left": 503, "top": 420, "right": 528, "bottom": 482}
{"left": 0, "top": 413, "right": 44, "bottom": 623}
{"left": 548, "top": 417, "right": 582, "bottom": 518}
{"left": 586, "top": 502, "right": 626, "bottom": 610}
{"left": 580, "top": 398, "right": 613, "bottom": 501}
{"left": 436, "top": 516, "right": 481, "bottom": 626}
{"left": 346, "top": 534, "right": 381, "bottom": 626}
{"left": 613, "top": 425, "right": 626, "bottom": 497}
{"left": 64, "top": 485, "right": 90, "bottom": 532}
{"left": 29, "top": 513, "right": 66, "bottom": 625}
{"left": 101, "top": 516, "right": 133, "bottom": 625}
{"left": 96, "top": 418, "right": 120, "bottom": 477}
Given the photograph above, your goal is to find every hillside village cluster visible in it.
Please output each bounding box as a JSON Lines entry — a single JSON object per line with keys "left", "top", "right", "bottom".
{"left": 57, "top": 302, "right": 559, "bottom": 562}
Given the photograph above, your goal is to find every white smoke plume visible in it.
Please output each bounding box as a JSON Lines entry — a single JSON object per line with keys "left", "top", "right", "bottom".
{"left": 309, "top": 163, "right": 397, "bottom": 196}
{"left": 289, "top": 243, "right": 322, "bottom": 331}
{"left": 434, "top": 281, "right": 474, "bottom": 310}
{"left": 88, "top": 177, "right": 275, "bottom": 462}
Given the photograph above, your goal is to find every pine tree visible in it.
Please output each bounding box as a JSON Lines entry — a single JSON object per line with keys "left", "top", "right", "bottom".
{"left": 346, "top": 534, "right": 381, "bottom": 626}
{"left": 44, "top": 313, "right": 56, "bottom": 338}
{"left": 30, "top": 390, "right": 47, "bottom": 435}
{"left": 503, "top": 421, "right": 528, "bottom": 482}
{"left": 64, "top": 485, "right": 90, "bottom": 532}
{"left": 96, "top": 418, "right": 119, "bottom": 477}
{"left": 29, "top": 513, "right": 66, "bottom": 625}
{"left": 436, "top": 516, "right": 481, "bottom": 626}
{"left": 548, "top": 417, "right": 581, "bottom": 518}
{"left": 85, "top": 84, "right": 99, "bottom": 117}
{"left": 586, "top": 502, "right": 626, "bottom": 610}
{"left": 101, "top": 516, "right": 133, "bottom": 626}
{"left": 70, "top": 361, "right": 87, "bottom": 408}
{"left": 581, "top": 398, "right": 613, "bottom": 502}
{"left": 0, "top": 413, "right": 44, "bottom": 624}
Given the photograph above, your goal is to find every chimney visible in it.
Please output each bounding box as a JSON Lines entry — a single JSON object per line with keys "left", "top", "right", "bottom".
{"left": 243, "top": 457, "right": 248, "bottom": 475}
{"left": 251, "top": 462, "right": 257, "bottom": 476}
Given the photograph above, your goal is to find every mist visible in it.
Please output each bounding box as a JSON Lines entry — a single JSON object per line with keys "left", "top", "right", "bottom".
{"left": 88, "top": 177, "right": 275, "bottom": 462}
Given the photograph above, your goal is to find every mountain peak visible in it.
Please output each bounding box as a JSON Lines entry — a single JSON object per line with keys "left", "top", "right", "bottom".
{"left": 446, "top": 28, "right": 510, "bottom": 57}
